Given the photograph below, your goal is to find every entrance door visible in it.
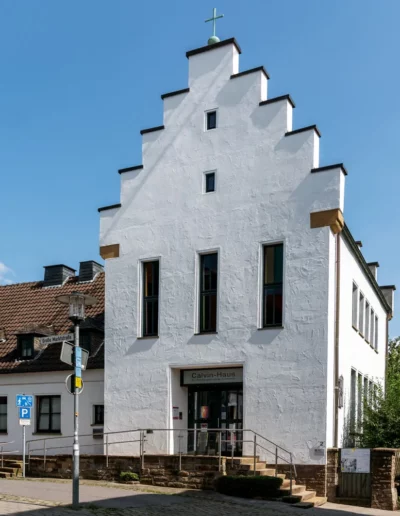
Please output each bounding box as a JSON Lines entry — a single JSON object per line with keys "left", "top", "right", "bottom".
{"left": 188, "top": 386, "right": 243, "bottom": 455}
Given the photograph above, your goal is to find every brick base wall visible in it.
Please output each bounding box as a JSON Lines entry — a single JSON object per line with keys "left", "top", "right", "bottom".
{"left": 371, "top": 448, "right": 398, "bottom": 511}
{"left": 28, "top": 454, "right": 223, "bottom": 490}
{"left": 276, "top": 464, "right": 327, "bottom": 496}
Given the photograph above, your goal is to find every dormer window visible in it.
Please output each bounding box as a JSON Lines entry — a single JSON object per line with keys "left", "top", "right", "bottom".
{"left": 18, "top": 335, "right": 34, "bottom": 359}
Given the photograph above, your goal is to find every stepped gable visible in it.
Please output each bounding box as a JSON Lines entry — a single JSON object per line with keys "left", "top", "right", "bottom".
{"left": 0, "top": 272, "right": 105, "bottom": 373}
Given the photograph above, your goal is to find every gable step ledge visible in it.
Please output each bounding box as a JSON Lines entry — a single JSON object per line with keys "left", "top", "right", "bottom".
{"left": 231, "top": 66, "right": 270, "bottom": 80}
{"left": 118, "top": 165, "right": 143, "bottom": 175}
{"left": 285, "top": 124, "right": 321, "bottom": 138}
{"left": 259, "top": 94, "right": 295, "bottom": 108}
{"left": 311, "top": 163, "right": 348, "bottom": 176}
{"left": 161, "top": 88, "right": 190, "bottom": 100}
{"left": 140, "top": 125, "right": 165, "bottom": 135}
{"left": 98, "top": 203, "right": 121, "bottom": 213}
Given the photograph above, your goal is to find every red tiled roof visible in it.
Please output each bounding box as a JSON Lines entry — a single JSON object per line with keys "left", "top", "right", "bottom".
{"left": 0, "top": 273, "right": 104, "bottom": 374}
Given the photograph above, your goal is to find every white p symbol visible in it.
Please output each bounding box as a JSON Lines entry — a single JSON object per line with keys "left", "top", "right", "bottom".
{"left": 22, "top": 409, "right": 28, "bottom": 417}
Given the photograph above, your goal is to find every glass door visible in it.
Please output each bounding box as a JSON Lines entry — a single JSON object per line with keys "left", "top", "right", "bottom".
{"left": 188, "top": 386, "right": 243, "bottom": 456}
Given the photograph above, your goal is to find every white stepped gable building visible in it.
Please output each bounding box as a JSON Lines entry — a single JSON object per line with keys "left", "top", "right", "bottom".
{"left": 98, "top": 38, "right": 395, "bottom": 464}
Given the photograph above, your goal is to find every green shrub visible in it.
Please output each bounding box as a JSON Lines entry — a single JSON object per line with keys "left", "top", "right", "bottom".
{"left": 119, "top": 471, "right": 139, "bottom": 482}
{"left": 215, "top": 475, "right": 283, "bottom": 499}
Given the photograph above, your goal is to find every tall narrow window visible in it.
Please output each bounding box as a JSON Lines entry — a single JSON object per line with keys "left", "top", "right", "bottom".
{"left": 370, "top": 309, "right": 375, "bottom": 347}
{"left": 263, "top": 243, "right": 283, "bottom": 327}
{"left": 365, "top": 301, "right": 370, "bottom": 342}
{"left": 374, "top": 315, "right": 378, "bottom": 351}
{"left": 143, "top": 261, "right": 159, "bottom": 337}
{"left": 358, "top": 293, "right": 365, "bottom": 336}
{"left": 352, "top": 283, "right": 358, "bottom": 329}
{"left": 205, "top": 172, "right": 215, "bottom": 193}
{"left": 0, "top": 397, "right": 7, "bottom": 433}
{"left": 363, "top": 377, "right": 369, "bottom": 410}
{"left": 350, "top": 369, "right": 356, "bottom": 435}
{"left": 94, "top": 404, "right": 104, "bottom": 425}
{"left": 199, "top": 253, "right": 218, "bottom": 333}
{"left": 357, "top": 373, "right": 363, "bottom": 431}
{"left": 206, "top": 110, "right": 217, "bottom": 130}
{"left": 37, "top": 396, "right": 61, "bottom": 433}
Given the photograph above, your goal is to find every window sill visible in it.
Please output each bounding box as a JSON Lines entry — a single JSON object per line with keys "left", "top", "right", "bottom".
{"left": 0, "top": 432, "right": 8, "bottom": 435}
{"left": 91, "top": 423, "right": 104, "bottom": 427}
{"left": 137, "top": 336, "right": 159, "bottom": 340}
{"left": 352, "top": 325, "right": 358, "bottom": 332}
{"left": 258, "top": 326, "right": 284, "bottom": 330}
{"left": 194, "top": 331, "right": 218, "bottom": 335}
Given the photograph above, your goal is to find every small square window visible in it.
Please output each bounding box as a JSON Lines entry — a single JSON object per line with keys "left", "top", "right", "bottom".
{"left": 206, "top": 110, "right": 217, "bottom": 130}
{"left": 205, "top": 172, "right": 215, "bottom": 193}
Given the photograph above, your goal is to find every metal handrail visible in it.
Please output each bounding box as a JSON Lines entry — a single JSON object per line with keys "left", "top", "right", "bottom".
{"left": 0, "top": 441, "right": 19, "bottom": 468}
{"left": 26, "top": 427, "right": 297, "bottom": 494}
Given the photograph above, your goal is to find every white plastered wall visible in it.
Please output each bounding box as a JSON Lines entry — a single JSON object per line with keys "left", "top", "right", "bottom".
{"left": 100, "top": 41, "right": 345, "bottom": 463}
{"left": 0, "top": 370, "right": 104, "bottom": 455}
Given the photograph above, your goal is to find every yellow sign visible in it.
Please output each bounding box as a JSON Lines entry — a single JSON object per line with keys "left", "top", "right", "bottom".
{"left": 75, "top": 377, "right": 82, "bottom": 389}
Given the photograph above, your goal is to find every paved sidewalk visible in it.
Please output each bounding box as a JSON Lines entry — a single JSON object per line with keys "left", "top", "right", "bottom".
{"left": 0, "top": 478, "right": 396, "bottom": 515}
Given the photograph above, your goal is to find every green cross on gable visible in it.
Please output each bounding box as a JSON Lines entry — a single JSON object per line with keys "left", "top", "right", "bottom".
{"left": 205, "top": 8, "right": 224, "bottom": 45}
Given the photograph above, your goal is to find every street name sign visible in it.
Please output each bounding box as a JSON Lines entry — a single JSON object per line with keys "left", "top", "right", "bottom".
{"left": 16, "top": 395, "right": 33, "bottom": 408}
{"left": 39, "top": 334, "right": 74, "bottom": 346}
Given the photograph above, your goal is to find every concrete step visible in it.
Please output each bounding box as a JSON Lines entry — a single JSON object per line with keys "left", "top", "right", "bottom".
{"left": 253, "top": 469, "right": 279, "bottom": 476}
{"left": 0, "top": 472, "right": 11, "bottom": 478}
{"left": 230, "top": 457, "right": 260, "bottom": 465}
{"left": 0, "top": 467, "right": 20, "bottom": 475}
{"left": 281, "top": 487, "right": 316, "bottom": 500}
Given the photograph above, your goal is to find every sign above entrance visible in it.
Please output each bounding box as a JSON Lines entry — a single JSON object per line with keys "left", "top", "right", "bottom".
{"left": 182, "top": 368, "right": 243, "bottom": 385}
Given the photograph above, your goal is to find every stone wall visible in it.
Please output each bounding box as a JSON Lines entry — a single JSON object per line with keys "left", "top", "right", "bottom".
{"left": 326, "top": 448, "right": 398, "bottom": 511}
{"left": 371, "top": 448, "right": 398, "bottom": 511}
{"left": 28, "top": 454, "right": 223, "bottom": 490}
{"left": 276, "top": 464, "right": 327, "bottom": 497}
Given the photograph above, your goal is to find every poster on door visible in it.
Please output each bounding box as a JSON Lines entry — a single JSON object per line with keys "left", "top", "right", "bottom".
{"left": 201, "top": 406, "right": 209, "bottom": 419}
{"left": 173, "top": 406, "right": 179, "bottom": 420}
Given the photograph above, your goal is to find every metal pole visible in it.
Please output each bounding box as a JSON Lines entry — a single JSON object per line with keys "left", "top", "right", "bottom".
{"left": 230, "top": 431, "right": 234, "bottom": 468}
{"left": 253, "top": 434, "right": 257, "bottom": 476}
{"left": 1, "top": 446, "right": 3, "bottom": 468}
{"left": 289, "top": 453, "right": 293, "bottom": 496}
{"left": 22, "top": 425, "right": 26, "bottom": 478}
{"left": 218, "top": 432, "right": 222, "bottom": 472}
{"left": 106, "top": 434, "right": 109, "bottom": 468}
{"left": 72, "top": 321, "right": 80, "bottom": 509}
{"left": 44, "top": 439, "right": 46, "bottom": 471}
{"left": 178, "top": 432, "right": 182, "bottom": 472}
{"left": 275, "top": 447, "right": 278, "bottom": 477}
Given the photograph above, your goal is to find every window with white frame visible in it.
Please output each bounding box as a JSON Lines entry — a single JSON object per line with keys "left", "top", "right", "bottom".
{"left": 374, "top": 315, "right": 378, "bottom": 351}
{"left": 365, "top": 301, "right": 370, "bottom": 342}
{"left": 370, "top": 309, "right": 375, "bottom": 348}
{"left": 0, "top": 397, "right": 6, "bottom": 433}
{"left": 352, "top": 283, "right": 358, "bottom": 329}
{"left": 357, "top": 373, "right": 363, "bottom": 431}
{"left": 350, "top": 369, "right": 356, "bottom": 434}
{"left": 358, "top": 292, "right": 365, "bottom": 336}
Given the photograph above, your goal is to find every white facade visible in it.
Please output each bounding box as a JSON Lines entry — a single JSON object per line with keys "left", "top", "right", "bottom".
{"left": 0, "top": 370, "right": 104, "bottom": 456}
{"left": 99, "top": 39, "right": 392, "bottom": 463}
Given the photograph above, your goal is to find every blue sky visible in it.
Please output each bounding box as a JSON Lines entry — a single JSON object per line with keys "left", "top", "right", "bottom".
{"left": 0, "top": 1, "right": 399, "bottom": 335}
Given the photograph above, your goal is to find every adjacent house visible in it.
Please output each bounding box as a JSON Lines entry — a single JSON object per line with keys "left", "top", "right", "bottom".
{"left": 0, "top": 261, "right": 104, "bottom": 454}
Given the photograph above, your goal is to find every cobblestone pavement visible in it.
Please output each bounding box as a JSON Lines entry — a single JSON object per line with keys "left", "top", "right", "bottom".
{"left": 0, "top": 479, "right": 395, "bottom": 515}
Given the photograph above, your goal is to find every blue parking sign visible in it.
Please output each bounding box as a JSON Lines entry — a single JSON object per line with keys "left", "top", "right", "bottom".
{"left": 16, "top": 395, "right": 33, "bottom": 408}
{"left": 19, "top": 407, "right": 31, "bottom": 419}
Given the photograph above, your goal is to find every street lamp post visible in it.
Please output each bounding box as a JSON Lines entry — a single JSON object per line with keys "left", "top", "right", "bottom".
{"left": 56, "top": 291, "right": 97, "bottom": 509}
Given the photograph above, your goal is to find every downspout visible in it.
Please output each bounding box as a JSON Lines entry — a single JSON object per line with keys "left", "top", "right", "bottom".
{"left": 384, "top": 315, "right": 390, "bottom": 394}
{"left": 334, "top": 232, "right": 341, "bottom": 448}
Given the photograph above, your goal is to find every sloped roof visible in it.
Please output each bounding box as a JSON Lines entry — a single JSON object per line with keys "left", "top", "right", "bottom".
{"left": 0, "top": 272, "right": 104, "bottom": 374}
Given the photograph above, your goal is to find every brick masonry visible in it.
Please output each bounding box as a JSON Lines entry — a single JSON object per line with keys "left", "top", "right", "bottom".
{"left": 276, "top": 464, "right": 327, "bottom": 497}
{"left": 370, "top": 448, "right": 398, "bottom": 511}
{"left": 28, "top": 454, "right": 224, "bottom": 490}
{"left": 327, "top": 447, "right": 398, "bottom": 511}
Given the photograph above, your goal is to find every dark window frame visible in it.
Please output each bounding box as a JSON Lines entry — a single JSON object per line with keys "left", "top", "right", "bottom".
{"left": 205, "top": 172, "right": 215, "bottom": 193}
{"left": 0, "top": 397, "right": 7, "bottom": 433}
{"left": 142, "top": 261, "right": 159, "bottom": 337}
{"left": 199, "top": 253, "right": 218, "bottom": 333}
{"left": 93, "top": 404, "right": 104, "bottom": 425}
{"left": 206, "top": 110, "right": 217, "bottom": 130}
{"left": 36, "top": 395, "right": 61, "bottom": 434}
{"left": 80, "top": 332, "right": 92, "bottom": 353}
{"left": 262, "top": 243, "right": 283, "bottom": 328}
{"left": 17, "top": 335, "right": 34, "bottom": 359}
